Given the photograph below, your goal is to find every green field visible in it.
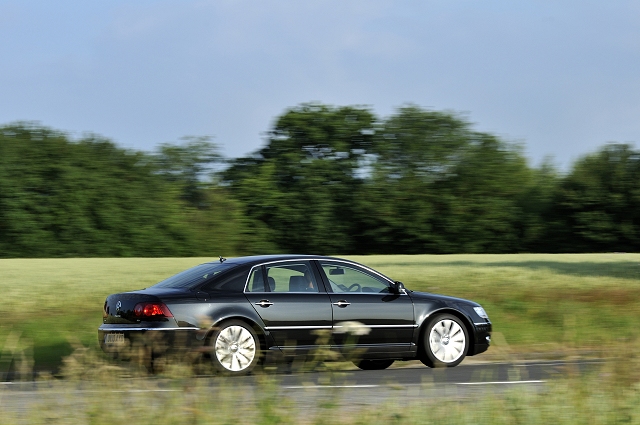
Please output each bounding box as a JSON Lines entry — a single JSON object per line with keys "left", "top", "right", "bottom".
{"left": 1, "top": 254, "right": 640, "bottom": 371}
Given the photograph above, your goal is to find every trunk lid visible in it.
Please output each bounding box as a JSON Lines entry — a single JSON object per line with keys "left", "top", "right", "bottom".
{"left": 103, "top": 292, "right": 164, "bottom": 324}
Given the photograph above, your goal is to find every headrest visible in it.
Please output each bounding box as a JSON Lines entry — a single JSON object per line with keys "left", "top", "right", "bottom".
{"left": 289, "top": 275, "right": 308, "bottom": 292}
{"left": 268, "top": 277, "right": 276, "bottom": 291}
{"left": 252, "top": 273, "right": 265, "bottom": 292}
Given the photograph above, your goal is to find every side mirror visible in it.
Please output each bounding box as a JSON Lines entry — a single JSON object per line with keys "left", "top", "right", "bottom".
{"left": 392, "top": 281, "right": 406, "bottom": 294}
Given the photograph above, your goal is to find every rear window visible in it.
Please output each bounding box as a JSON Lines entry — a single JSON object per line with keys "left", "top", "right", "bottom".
{"left": 152, "top": 263, "right": 234, "bottom": 289}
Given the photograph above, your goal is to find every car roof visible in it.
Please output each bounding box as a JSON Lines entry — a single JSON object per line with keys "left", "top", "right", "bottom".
{"left": 208, "top": 254, "right": 346, "bottom": 267}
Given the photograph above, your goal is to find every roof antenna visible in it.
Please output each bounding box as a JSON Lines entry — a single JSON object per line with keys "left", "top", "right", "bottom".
{"left": 219, "top": 255, "right": 226, "bottom": 263}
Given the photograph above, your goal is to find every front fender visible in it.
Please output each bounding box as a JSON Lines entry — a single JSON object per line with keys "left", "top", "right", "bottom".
{"left": 410, "top": 300, "right": 478, "bottom": 356}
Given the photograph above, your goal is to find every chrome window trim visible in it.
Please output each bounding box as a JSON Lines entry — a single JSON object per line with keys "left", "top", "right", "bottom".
{"left": 316, "top": 258, "right": 395, "bottom": 286}
{"left": 243, "top": 257, "right": 402, "bottom": 294}
{"left": 243, "top": 259, "right": 319, "bottom": 293}
{"left": 244, "top": 264, "right": 259, "bottom": 293}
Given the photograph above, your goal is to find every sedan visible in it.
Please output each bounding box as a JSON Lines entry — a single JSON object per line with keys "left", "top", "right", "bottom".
{"left": 99, "top": 255, "right": 492, "bottom": 375}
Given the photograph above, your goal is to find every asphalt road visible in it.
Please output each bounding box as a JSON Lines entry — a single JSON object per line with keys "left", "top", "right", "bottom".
{"left": 0, "top": 359, "right": 604, "bottom": 411}
{"left": 261, "top": 359, "right": 601, "bottom": 405}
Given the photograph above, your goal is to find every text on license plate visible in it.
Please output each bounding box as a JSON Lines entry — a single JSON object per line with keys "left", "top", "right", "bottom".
{"left": 105, "top": 333, "right": 125, "bottom": 344}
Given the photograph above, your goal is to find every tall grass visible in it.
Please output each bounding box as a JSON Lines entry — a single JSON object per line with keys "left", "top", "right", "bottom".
{"left": 1, "top": 254, "right": 640, "bottom": 370}
{"left": 1, "top": 343, "right": 640, "bottom": 424}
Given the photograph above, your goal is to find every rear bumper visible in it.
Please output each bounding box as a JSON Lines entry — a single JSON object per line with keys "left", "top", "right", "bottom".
{"left": 98, "top": 324, "right": 202, "bottom": 359}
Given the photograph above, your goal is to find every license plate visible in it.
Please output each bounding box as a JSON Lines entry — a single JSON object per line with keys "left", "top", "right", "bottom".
{"left": 104, "top": 333, "right": 125, "bottom": 345}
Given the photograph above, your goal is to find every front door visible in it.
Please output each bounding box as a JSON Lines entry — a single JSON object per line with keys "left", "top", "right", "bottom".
{"left": 316, "top": 260, "right": 415, "bottom": 355}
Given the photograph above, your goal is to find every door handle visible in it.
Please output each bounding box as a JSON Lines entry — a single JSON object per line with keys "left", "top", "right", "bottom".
{"left": 255, "top": 300, "right": 273, "bottom": 308}
{"left": 332, "top": 300, "right": 351, "bottom": 308}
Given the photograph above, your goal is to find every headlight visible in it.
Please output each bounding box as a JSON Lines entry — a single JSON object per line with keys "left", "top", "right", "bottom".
{"left": 473, "top": 306, "right": 489, "bottom": 319}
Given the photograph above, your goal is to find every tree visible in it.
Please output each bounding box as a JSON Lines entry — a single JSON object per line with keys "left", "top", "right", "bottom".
{"left": 153, "top": 136, "right": 221, "bottom": 207}
{"left": 223, "top": 103, "right": 376, "bottom": 254}
{"left": 0, "top": 124, "right": 206, "bottom": 256}
{"left": 357, "top": 106, "right": 532, "bottom": 253}
{"left": 553, "top": 144, "right": 640, "bottom": 252}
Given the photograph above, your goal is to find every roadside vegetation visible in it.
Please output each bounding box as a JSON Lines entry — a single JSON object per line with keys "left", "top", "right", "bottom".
{"left": 1, "top": 336, "right": 640, "bottom": 424}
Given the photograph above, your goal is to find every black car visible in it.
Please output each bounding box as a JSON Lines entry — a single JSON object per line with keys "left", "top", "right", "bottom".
{"left": 99, "top": 255, "right": 492, "bottom": 374}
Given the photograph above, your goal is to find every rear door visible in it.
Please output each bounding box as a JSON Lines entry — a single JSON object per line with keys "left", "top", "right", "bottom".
{"left": 244, "top": 260, "right": 333, "bottom": 352}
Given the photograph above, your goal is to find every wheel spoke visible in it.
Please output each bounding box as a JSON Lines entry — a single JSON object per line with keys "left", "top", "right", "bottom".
{"left": 453, "top": 338, "right": 465, "bottom": 348}
{"left": 232, "top": 353, "right": 242, "bottom": 371}
{"left": 240, "top": 338, "right": 255, "bottom": 350}
{"left": 238, "top": 330, "right": 251, "bottom": 345}
{"left": 219, "top": 352, "right": 232, "bottom": 368}
{"left": 237, "top": 351, "right": 251, "bottom": 366}
{"left": 447, "top": 320, "right": 454, "bottom": 334}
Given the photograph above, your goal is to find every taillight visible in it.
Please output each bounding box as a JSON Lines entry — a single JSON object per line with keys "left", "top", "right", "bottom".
{"left": 134, "top": 302, "right": 173, "bottom": 318}
{"left": 103, "top": 300, "right": 108, "bottom": 318}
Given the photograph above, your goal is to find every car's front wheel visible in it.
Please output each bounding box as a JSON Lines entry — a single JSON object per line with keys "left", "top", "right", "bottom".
{"left": 352, "top": 359, "right": 395, "bottom": 370}
{"left": 211, "top": 320, "right": 260, "bottom": 375}
{"left": 420, "top": 314, "right": 468, "bottom": 368}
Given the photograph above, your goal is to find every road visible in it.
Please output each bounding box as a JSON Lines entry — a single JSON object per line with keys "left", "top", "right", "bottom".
{"left": 267, "top": 359, "right": 600, "bottom": 405}
{"left": 0, "top": 359, "right": 603, "bottom": 412}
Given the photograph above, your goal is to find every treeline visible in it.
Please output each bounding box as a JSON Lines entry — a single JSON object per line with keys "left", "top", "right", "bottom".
{"left": 0, "top": 104, "right": 638, "bottom": 257}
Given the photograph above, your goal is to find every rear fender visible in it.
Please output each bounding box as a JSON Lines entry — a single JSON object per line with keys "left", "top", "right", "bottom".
{"left": 206, "top": 307, "right": 277, "bottom": 353}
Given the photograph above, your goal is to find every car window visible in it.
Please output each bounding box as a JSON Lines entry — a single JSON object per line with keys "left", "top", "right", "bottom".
{"left": 152, "top": 263, "right": 233, "bottom": 289}
{"left": 253, "top": 262, "right": 319, "bottom": 293}
{"left": 319, "top": 262, "right": 391, "bottom": 293}
{"left": 201, "top": 268, "right": 248, "bottom": 293}
{"left": 246, "top": 267, "right": 267, "bottom": 292}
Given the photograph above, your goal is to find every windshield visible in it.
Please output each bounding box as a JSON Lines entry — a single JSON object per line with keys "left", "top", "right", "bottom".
{"left": 152, "top": 263, "right": 234, "bottom": 289}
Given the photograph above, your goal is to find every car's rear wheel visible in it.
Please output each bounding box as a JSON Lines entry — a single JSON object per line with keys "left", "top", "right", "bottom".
{"left": 352, "top": 359, "right": 395, "bottom": 370}
{"left": 420, "top": 314, "right": 468, "bottom": 368}
{"left": 211, "top": 320, "right": 260, "bottom": 375}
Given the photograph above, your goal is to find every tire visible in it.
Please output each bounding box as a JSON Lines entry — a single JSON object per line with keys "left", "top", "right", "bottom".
{"left": 353, "top": 359, "right": 395, "bottom": 370}
{"left": 211, "top": 320, "right": 261, "bottom": 375}
{"left": 420, "top": 314, "right": 468, "bottom": 368}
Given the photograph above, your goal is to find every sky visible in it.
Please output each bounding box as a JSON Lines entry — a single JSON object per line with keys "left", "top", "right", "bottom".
{"left": 1, "top": 0, "right": 639, "bottom": 170}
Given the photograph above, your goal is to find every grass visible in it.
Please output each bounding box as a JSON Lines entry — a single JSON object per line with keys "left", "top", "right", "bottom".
{"left": 1, "top": 254, "right": 640, "bottom": 371}
{"left": 1, "top": 254, "right": 640, "bottom": 424}
{"left": 2, "top": 353, "right": 640, "bottom": 424}
{"left": 0, "top": 257, "right": 210, "bottom": 371}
